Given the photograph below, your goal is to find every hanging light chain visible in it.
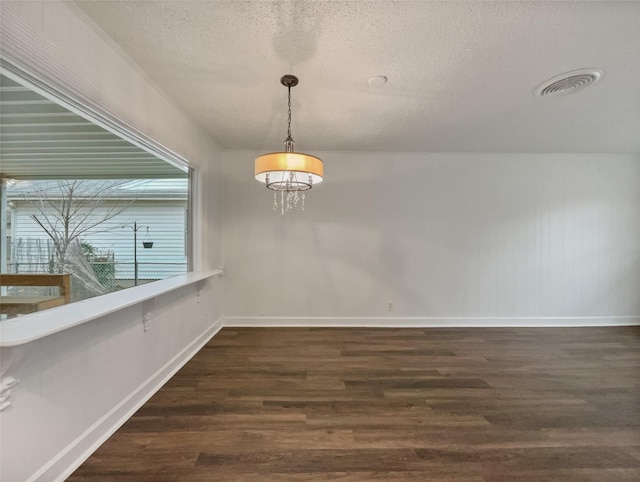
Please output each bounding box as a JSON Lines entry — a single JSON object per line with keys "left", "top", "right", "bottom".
{"left": 287, "top": 85, "right": 292, "bottom": 140}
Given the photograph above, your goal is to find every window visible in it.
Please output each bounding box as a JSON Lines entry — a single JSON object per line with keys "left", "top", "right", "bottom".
{"left": 0, "top": 73, "right": 193, "bottom": 320}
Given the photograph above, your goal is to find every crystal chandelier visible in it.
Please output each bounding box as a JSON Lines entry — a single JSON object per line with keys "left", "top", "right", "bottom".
{"left": 255, "top": 75, "right": 323, "bottom": 214}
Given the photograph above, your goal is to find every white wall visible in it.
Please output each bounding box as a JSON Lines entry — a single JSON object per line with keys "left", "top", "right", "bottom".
{"left": 223, "top": 151, "right": 640, "bottom": 324}
{"left": 0, "top": 2, "right": 223, "bottom": 481}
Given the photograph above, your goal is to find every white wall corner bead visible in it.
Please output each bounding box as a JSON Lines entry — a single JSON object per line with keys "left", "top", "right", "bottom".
{"left": 0, "top": 376, "right": 20, "bottom": 411}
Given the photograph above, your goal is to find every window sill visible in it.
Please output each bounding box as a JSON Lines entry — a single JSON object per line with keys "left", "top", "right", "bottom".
{"left": 0, "top": 269, "right": 223, "bottom": 347}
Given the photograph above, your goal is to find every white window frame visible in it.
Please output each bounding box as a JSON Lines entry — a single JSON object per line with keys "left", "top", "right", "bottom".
{"left": 0, "top": 59, "right": 217, "bottom": 347}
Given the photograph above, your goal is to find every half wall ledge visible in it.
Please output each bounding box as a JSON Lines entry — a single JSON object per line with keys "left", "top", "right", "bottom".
{"left": 0, "top": 269, "right": 223, "bottom": 347}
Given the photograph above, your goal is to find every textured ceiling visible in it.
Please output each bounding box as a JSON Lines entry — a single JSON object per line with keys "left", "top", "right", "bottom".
{"left": 0, "top": 75, "right": 186, "bottom": 179}
{"left": 74, "top": 1, "right": 640, "bottom": 154}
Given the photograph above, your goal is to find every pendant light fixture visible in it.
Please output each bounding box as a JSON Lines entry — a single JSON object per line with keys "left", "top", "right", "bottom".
{"left": 255, "top": 75, "right": 323, "bottom": 214}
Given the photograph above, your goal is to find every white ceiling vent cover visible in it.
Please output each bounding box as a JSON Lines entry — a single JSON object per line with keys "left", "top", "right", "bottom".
{"left": 536, "top": 69, "right": 604, "bottom": 97}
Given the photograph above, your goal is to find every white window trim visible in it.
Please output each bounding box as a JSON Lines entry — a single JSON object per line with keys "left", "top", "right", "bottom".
{"left": 0, "top": 59, "right": 207, "bottom": 347}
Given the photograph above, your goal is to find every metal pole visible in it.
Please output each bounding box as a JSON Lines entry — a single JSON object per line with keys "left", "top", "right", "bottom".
{"left": 134, "top": 221, "right": 138, "bottom": 286}
{"left": 0, "top": 177, "right": 7, "bottom": 296}
{"left": 1, "top": 176, "right": 7, "bottom": 274}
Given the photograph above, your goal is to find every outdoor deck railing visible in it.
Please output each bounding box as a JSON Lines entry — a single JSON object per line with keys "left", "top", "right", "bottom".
{"left": 4, "top": 262, "right": 188, "bottom": 303}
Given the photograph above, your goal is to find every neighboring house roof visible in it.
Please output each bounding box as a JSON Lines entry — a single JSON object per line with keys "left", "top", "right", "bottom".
{"left": 6, "top": 178, "right": 188, "bottom": 202}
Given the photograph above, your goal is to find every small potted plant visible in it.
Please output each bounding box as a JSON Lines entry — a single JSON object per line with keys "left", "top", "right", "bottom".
{"left": 142, "top": 227, "right": 154, "bottom": 249}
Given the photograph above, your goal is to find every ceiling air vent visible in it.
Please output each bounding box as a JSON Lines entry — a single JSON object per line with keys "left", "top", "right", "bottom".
{"left": 536, "top": 69, "right": 604, "bottom": 97}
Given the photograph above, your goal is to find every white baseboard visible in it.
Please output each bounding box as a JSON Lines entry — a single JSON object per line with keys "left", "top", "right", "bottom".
{"left": 31, "top": 318, "right": 224, "bottom": 482}
{"left": 223, "top": 316, "right": 640, "bottom": 328}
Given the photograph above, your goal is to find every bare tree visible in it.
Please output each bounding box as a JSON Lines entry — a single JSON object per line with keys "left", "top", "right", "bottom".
{"left": 25, "top": 180, "right": 131, "bottom": 269}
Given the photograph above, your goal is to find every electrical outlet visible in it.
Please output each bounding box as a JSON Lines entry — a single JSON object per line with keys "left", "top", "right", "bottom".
{"left": 387, "top": 302, "right": 393, "bottom": 312}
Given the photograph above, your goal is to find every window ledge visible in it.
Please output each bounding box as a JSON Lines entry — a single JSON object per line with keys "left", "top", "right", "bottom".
{"left": 0, "top": 269, "right": 223, "bottom": 347}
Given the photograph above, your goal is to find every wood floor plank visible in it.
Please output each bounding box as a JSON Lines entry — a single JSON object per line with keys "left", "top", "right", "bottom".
{"left": 69, "top": 326, "right": 640, "bottom": 481}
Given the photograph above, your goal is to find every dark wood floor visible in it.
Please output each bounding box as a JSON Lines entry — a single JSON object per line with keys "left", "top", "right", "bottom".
{"left": 69, "top": 327, "right": 640, "bottom": 481}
